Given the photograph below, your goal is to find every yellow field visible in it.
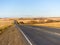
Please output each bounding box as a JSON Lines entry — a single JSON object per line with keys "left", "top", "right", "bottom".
{"left": 0, "top": 20, "right": 14, "bottom": 33}
{"left": 32, "top": 22, "right": 60, "bottom": 28}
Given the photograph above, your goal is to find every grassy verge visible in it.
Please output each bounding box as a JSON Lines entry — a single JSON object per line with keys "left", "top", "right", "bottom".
{"left": 0, "top": 20, "right": 14, "bottom": 34}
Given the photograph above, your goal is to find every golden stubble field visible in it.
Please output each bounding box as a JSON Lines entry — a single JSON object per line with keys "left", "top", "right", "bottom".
{"left": 0, "top": 19, "right": 14, "bottom": 33}
{"left": 17, "top": 18, "right": 60, "bottom": 28}
{"left": 32, "top": 22, "right": 60, "bottom": 28}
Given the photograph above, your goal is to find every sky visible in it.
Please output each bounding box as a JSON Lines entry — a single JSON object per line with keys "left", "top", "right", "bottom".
{"left": 0, "top": 0, "right": 60, "bottom": 18}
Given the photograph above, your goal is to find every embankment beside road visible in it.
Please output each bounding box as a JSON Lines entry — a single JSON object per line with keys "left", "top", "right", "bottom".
{"left": 0, "top": 25, "right": 29, "bottom": 45}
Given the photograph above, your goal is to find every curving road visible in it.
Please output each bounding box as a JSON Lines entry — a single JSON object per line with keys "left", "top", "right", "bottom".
{"left": 19, "top": 25, "right": 60, "bottom": 45}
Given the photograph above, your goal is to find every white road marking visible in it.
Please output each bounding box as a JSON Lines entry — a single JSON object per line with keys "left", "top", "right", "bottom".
{"left": 16, "top": 25, "right": 33, "bottom": 45}
{"left": 45, "top": 31, "right": 60, "bottom": 36}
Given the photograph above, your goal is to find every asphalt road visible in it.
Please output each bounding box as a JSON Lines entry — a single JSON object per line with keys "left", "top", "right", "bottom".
{"left": 19, "top": 25, "right": 60, "bottom": 45}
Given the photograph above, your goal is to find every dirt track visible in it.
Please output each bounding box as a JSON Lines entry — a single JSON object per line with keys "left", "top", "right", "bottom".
{"left": 0, "top": 26, "right": 27, "bottom": 45}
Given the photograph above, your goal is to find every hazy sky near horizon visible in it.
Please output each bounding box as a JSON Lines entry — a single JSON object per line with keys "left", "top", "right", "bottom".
{"left": 0, "top": 0, "right": 60, "bottom": 18}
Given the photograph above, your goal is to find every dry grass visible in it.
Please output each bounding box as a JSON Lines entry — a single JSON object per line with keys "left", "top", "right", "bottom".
{"left": 31, "top": 22, "right": 60, "bottom": 28}
{"left": 0, "top": 20, "right": 14, "bottom": 33}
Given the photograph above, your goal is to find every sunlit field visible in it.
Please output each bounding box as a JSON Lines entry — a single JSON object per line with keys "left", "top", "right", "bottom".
{"left": 0, "top": 20, "right": 13, "bottom": 33}
{"left": 32, "top": 22, "right": 60, "bottom": 28}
